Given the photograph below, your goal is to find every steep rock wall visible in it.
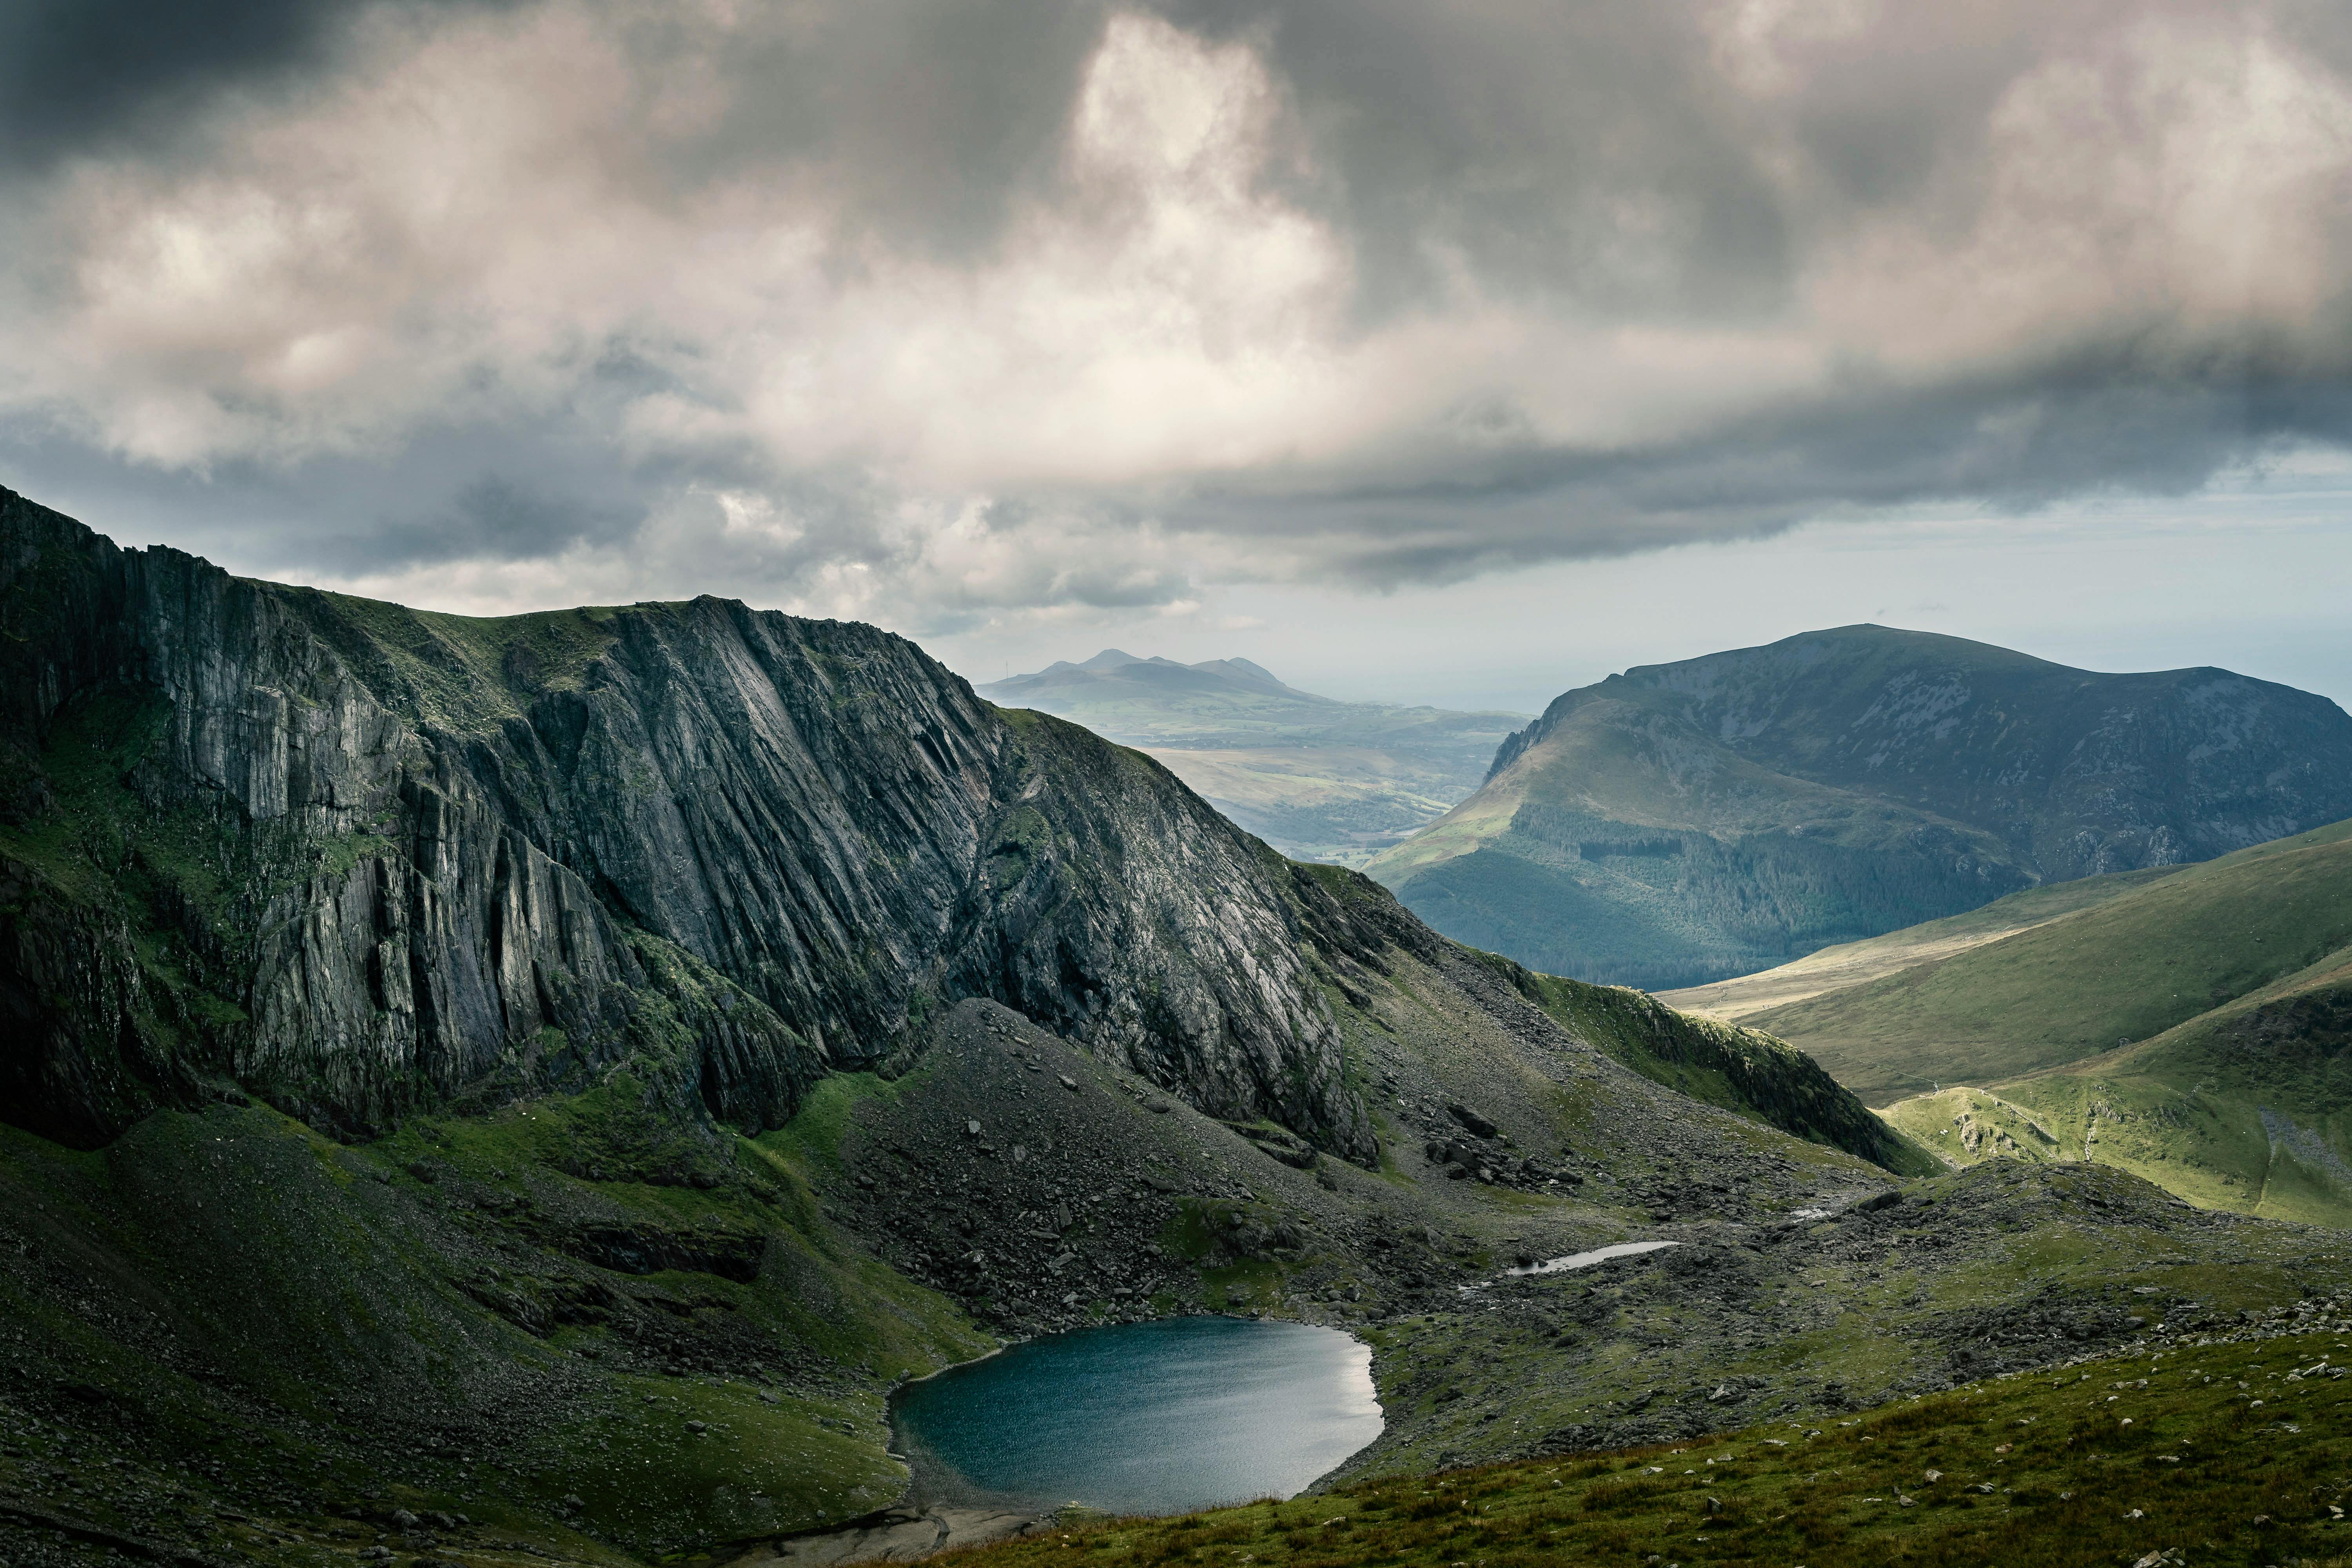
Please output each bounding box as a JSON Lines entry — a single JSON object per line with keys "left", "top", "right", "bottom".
{"left": 0, "top": 488, "right": 1369, "bottom": 1158}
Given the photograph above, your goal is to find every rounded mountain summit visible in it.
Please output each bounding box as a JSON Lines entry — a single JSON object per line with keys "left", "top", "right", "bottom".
{"left": 1367, "top": 625, "right": 2352, "bottom": 991}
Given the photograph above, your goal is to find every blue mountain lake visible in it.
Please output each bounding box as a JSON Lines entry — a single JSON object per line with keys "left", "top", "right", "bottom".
{"left": 889, "top": 1316, "right": 1383, "bottom": 1515}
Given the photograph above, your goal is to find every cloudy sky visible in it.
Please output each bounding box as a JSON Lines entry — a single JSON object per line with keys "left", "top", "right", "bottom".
{"left": 5, "top": 0, "right": 2352, "bottom": 712}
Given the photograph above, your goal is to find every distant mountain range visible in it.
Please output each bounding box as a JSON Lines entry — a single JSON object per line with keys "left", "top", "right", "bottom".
{"left": 976, "top": 650, "right": 1526, "bottom": 867}
{"left": 1368, "top": 625, "right": 2352, "bottom": 991}
{"left": 987, "top": 648, "right": 1310, "bottom": 707}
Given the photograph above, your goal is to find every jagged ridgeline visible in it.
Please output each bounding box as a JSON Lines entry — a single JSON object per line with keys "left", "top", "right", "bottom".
{"left": 0, "top": 487, "right": 1385, "bottom": 1157}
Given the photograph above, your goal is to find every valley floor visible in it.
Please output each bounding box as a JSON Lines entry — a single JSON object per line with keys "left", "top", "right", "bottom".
{"left": 4, "top": 1112, "right": 2342, "bottom": 1568}
{"left": 13, "top": 1255, "right": 2352, "bottom": 1568}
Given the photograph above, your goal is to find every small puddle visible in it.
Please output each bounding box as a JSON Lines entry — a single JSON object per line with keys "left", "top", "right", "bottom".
{"left": 1502, "top": 1240, "right": 1682, "bottom": 1278}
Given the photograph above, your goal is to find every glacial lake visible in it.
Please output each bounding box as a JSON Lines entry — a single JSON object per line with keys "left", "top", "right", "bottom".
{"left": 890, "top": 1316, "right": 1383, "bottom": 1515}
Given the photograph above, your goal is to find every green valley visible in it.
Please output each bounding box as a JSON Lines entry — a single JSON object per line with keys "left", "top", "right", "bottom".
{"left": 1697, "top": 818, "right": 2352, "bottom": 1226}
{"left": 975, "top": 651, "right": 1525, "bottom": 867}
{"left": 3, "top": 488, "right": 2347, "bottom": 1568}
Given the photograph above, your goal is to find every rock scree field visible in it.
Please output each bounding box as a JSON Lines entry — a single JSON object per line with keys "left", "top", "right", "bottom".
{"left": 2, "top": 486, "right": 2348, "bottom": 1568}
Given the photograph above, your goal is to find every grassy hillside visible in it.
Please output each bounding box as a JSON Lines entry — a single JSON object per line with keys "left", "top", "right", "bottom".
{"left": 1720, "top": 817, "right": 2352, "bottom": 1226}
{"left": 0, "top": 1087, "right": 989, "bottom": 1564}
{"left": 939, "top": 1290, "right": 2352, "bottom": 1568}
{"left": 1745, "top": 818, "right": 2352, "bottom": 1106}
{"left": 1661, "top": 865, "right": 2189, "bottom": 1022}
{"left": 1481, "top": 957, "right": 1939, "bottom": 1176}
{"left": 1882, "top": 939, "right": 2352, "bottom": 1226}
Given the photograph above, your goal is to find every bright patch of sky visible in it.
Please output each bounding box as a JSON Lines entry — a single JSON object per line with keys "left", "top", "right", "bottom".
{"left": 929, "top": 462, "right": 2352, "bottom": 715}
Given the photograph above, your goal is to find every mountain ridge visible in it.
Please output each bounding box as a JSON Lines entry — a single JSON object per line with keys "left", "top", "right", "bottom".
{"left": 0, "top": 489, "right": 1378, "bottom": 1158}
{"left": 1372, "top": 624, "right": 2352, "bottom": 989}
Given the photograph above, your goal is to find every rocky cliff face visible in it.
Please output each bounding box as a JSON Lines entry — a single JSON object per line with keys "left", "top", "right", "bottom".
{"left": 0, "top": 488, "right": 1370, "bottom": 1158}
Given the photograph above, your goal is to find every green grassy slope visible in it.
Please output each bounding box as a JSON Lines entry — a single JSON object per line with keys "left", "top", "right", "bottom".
{"left": 1713, "top": 817, "right": 2352, "bottom": 1226}
{"left": 0, "top": 1087, "right": 988, "bottom": 1563}
{"left": 1478, "top": 957, "right": 1939, "bottom": 1176}
{"left": 1884, "top": 940, "right": 2352, "bottom": 1226}
{"left": 944, "top": 1303, "right": 2352, "bottom": 1568}
{"left": 1746, "top": 818, "right": 2352, "bottom": 1106}
{"left": 1661, "top": 864, "right": 2190, "bottom": 1022}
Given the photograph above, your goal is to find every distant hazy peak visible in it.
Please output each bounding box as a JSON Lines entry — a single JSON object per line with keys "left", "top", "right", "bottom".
{"left": 1184, "top": 657, "right": 1301, "bottom": 694}
{"left": 992, "top": 649, "right": 1304, "bottom": 695}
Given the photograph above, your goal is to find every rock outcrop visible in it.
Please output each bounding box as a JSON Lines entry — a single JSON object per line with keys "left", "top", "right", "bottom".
{"left": 0, "top": 487, "right": 1370, "bottom": 1158}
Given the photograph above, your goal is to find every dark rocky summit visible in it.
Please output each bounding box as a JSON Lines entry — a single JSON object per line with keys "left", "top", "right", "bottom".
{"left": 0, "top": 486, "right": 1368, "bottom": 1158}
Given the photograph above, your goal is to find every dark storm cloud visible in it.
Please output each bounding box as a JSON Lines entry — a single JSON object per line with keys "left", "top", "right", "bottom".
{"left": 1142, "top": 0, "right": 2352, "bottom": 319}
{"left": 635, "top": 1, "right": 1115, "bottom": 259}
{"left": 0, "top": 0, "right": 506, "bottom": 175}
{"left": 1163, "top": 330, "right": 2352, "bottom": 588}
{"left": 0, "top": 0, "right": 1110, "bottom": 259}
{"left": 5, "top": 0, "right": 2352, "bottom": 615}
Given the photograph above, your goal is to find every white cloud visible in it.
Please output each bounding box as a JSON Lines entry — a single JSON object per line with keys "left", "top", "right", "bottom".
{"left": 5, "top": 0, "right": 2352, "bottom": 621}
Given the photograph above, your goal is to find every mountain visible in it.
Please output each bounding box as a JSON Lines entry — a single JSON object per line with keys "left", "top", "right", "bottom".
{"left": 1368, "top": 625, "right": 2352, "bottom": 991}
{"left": 0, "top": 517, "right": 1382, "bottom": 1160}
{"left": 1684, "top": 818, "right": 2352, "bottom": 1224}
{"left": 976, "top": 651, "right": 1524, "bottom": 868}
{"left": 988, "top": 648, "right": 1313, "bottom": 706}
{"left": 0, "top": 486, "right": 2331, "bottom": 1568}
{"left": 0, "top": 483, "right": 1900, "bottom": 1176}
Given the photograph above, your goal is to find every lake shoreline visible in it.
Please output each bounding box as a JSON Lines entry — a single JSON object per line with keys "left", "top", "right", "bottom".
{"left": 890, "top": 1315, "right": 1383, "bottom": 1519}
